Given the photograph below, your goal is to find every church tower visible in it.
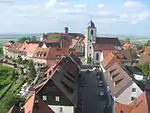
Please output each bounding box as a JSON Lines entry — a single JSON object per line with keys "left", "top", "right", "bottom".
{"left": 40, "top": 32, "right": 45, "bottom": 41}
{"left": 85, "top": 20, "right": 97, "bottom": 63}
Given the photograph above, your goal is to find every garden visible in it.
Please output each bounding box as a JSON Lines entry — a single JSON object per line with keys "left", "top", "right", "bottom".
{"left": 0, "top": 65, "right": 25, "bottom": 113}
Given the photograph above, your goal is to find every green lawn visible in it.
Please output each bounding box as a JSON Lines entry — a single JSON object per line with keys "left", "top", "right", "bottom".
{"left": 0, "top": 65, "right": 25, "bottom": 113}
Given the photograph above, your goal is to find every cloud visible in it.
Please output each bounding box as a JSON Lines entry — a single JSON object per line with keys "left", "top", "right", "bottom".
{"left": 97, "top": 4, "right": 104, "bottom": 8}
{"left": 45, "top": 0, "right": 68, "bottom": 8}
{"left": 112, "top": 11, "right": 150, "bottom": 24}
{"left": 123, "top": 1, "right": 143, "bottom": 8}
{"left": 73, "top": 4, "right": 87, "bottom": 8}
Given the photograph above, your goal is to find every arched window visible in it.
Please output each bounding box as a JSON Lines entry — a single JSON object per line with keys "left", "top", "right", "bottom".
{"left": 91, "top": 30, "right": 94, "bottom": 35}
{"left": 96, "top": 53, "right": 99, "bottom": 60}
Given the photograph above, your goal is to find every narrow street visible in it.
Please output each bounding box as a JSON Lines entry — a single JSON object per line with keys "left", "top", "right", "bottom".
{"left": 79, "top": 70, "right": 112, "bottom": 113}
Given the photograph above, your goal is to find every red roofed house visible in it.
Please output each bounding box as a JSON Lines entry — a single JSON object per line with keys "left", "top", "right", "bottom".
{"left": 115, "top": 92, "right": 150, "bottom": 113}
{"left": 32, "top": 47, "right": 77, "bottom": 67}
{"left": 123, "top": 43, "right": 132, "bottom": 49}
{"left": 24, "top": 92, "right": 54, "bottom": 113}
{"left": 101, "top": 52, "right": 143, "bottom": 105}
{"left": 3, "top": 42, "right": 23, "bottom": 59}
{"left": 8, "top": 92, "right": 54, "bottom": 113}
{"left": 139, "top": 46, "right": 150, "bottom": 64}
{"left": 35, "top": 53, "right": 82, "bottom": 113}
{"left": 40, "top": 27, "right": 85, "bottom": 56}
{"left": 19, "top": 43, "right": 39, "bottom": 60}
{"left": 84, "top": 20, "right": 122, "bottom": 64}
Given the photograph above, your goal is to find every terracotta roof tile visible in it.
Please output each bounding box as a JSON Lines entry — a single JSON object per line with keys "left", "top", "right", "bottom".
{"left": 115, "top": 92, "right": 150, "bottom": 113}
{"left": 102, "top": 52, "right": 119, "bottom": 69}
{"left": 115, "top": 102, "right": 131, "bottom": 113}
{"left": 25, "top": 43, "right": 39, "bottom": 53}
{"left": 139, "top": 54, "right": 150, "bottom": 64}
{"left": 123, "top": 43, "right": 132, "bottom": 49}
{"left": 8, "top": 104, "right": 22, "bottom": 113}
{"left": 24, "top": 92, "right": 54, "bottom": 113}
{"left": 144, "top": 46, "right": 150, "bottom": 54}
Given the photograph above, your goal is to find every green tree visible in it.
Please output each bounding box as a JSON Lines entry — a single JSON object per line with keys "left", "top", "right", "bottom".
{"left": 46, "top": 35, "right": 61, "bottom": 41}
{"left": 124, "top": 38, "right": 130, "bottom": 44}
{"left": 0, "top": 47, "right": 3, "bottom": 56}
{"left": 126, "top": 48, "right": 137, "bottom": 60}
{"left": 31, "top": 36, "right": 37, "bottom": 42}
{"left": 87, "top": 57, "right": 92, "bottom": 64}
{"left": 17, "top": 37, "right": 28, "bottom": 43}
{"left": 141, "top": 63, "right": 149, "bottom": 77}
{"left": 146, "top": 40, "right": 150, "bottom": 46}
{"left": 134, "top": 63, "right": 150, "bottom": 78}
{"left": 16, "top": 56, "right": 22, "bottom": 64}
{"left": 28, "top": 60, "right": 36, "bottom": 79}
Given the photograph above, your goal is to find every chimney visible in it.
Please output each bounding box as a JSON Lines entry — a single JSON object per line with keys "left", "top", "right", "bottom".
{"left": 65, "top": 27, "right": 69, "bottom": 34}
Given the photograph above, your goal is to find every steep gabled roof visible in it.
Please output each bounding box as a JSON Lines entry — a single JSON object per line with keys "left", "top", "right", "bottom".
{"left": 139, "top": 53, "right": 150, "bottom": 64}
{"left": 8, "top": 104, "right": 22, "bottom": 113}
{"left": 96, "top": 37, "right": 121, "bottom": 46}
{"left": 143, "top": 46, "right": 150, "bottom": 54}
{"left": 36, "top": 54, "right": 81, "bottom": 106}
{"left": 24, "top": 93, "right": 54, "bottom": 113}
{"left": 104, "top": 61, "right": 133, "bottom": 97}
{"left": 115, "top": 92, "right": 150, "bottom": 113}
{"left": 102, "top": 52, "right": 119, "bottom": 69}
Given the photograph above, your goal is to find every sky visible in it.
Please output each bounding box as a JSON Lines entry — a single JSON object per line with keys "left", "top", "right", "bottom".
{"left": 0, "top": 0, "right": 150, "bottom": 36}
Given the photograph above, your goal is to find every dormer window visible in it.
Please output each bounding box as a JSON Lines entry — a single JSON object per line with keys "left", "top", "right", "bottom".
{"left": 114, "top": 78, "right": 123, "bottom": 86}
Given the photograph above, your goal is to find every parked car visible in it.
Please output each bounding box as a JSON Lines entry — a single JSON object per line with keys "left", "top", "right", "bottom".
{"left": 98, "top": 80, "right": 103, "bottom": 87}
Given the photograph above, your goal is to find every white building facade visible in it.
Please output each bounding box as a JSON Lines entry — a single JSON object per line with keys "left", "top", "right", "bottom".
{"left": 84, "top": 20, "right": 97, "bottom": 63}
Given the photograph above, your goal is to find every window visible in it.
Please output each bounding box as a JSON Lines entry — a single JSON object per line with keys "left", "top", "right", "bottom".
{"left": 55, "top": 96, "right": 60, "bottom": 101}
{"left": 131, "top": 97, "right": 135, "bottom": 101}
{"left": 90, "top": 40, "right": 91, "bottom": 42}
{"left": 42, "top": 95, "right": 47, "bottom": 101}
{"left": 60, "top": 107, "right": 63, "bottom": 113}
{"left": 91, "top": 30, "right": 94, "bottom": 35}
{"left": 96, "top": 53, "right": 99, "bottom": 60}
{"left": 89, "top": 46, "right": 92, "bottom": 49}
{"left": 132, "top": 88, "right": 136, "bottom": 92}
{"left": 120, "top": 110, "right": 124, "bottom": 113}
{"left": 89, "top": 54, "right": 91, "bottom": 57}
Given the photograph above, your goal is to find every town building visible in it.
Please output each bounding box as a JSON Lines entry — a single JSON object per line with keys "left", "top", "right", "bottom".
{"left": 84, "top": 20, "right": 121, "bottom": 64}
{"left": 40, "top": 27, "right": 85, "bottom": 56}
{"left": 115, "top": 92, "right": 150, "bottom": 113}
{"left": 139, "top": 46, "right": 150, "bottom": 64}
{"left": 35, "top": 53, "right": 82, "bottom": 113}
{"left": 101, "top": 52, "right": 143, "bottom": 105}
{"left": 8, "top": 92, "right": 55, "bottom": 113}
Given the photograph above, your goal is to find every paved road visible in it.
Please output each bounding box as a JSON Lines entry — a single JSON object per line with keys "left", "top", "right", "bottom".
{"left": 79, "top": 71, "right": 110, "bottom": 113}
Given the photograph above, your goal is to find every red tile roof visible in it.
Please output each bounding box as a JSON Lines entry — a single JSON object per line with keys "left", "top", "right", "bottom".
{"left": 115, "top": 102, "right": 131, "bottom": 113}
{"left": 123, "top": 43, "right": 132, "bottom": 49}
{"left": 129, "top": 92, "right": 150, "bottom": 113}
{"left": 8, "top": 104, "right": 21, "bottom": 113}
{"left": 24, "top": 92, "right": 54, "bottom": 113}
{"left": 4, "top": 42, "right": 13, "bottom": 47}
{"left": 115, "top": 92, "right": 150, "bottom": 113}
{"left": 103, "top": 50, "right": 118, "bottom": 58}
{"left": 102, "top": 52, "right": 119, "bottom": 69}
{"left": 143, "top": 46, "right": 150, "bottom": 54}
{"left": 25, "top": 43, "right": 39, "bottom": 53}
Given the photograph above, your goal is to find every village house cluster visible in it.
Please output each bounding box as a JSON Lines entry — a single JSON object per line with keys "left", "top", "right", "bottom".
{"left": 3, "top": 27, "right": 85, "bottom": 68}
{"left": 7, "top": 20, "right": 150, "bottom": 113}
